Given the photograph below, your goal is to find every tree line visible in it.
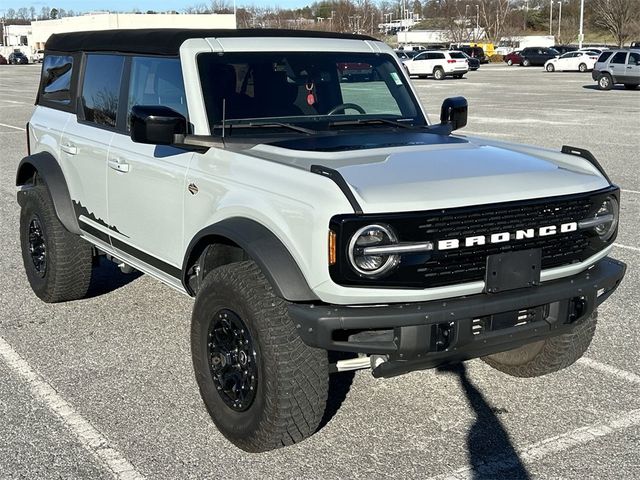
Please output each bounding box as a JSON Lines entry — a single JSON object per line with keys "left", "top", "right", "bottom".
{"left": 2, "top": 0, "right": 638, "bottom": 47}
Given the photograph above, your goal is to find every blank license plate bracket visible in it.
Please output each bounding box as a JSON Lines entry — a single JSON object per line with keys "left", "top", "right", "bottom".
{"left": 485, "top": 249, "right": 542, "bottom": 293}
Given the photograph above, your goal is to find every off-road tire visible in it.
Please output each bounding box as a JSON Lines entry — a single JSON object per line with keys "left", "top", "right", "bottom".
{"left": 191, "top": 260, "right": 329, "bottom": 452}
{"left": 578, "top": 63, "right": 588, "bottom": 73}
{"left": 522, "top": 58, "right": 531, "bottom": 67}
{"left": 546, "top": 63, "right": 555, "bottom": 72}
{"left": 624, "top": 83, "right": 639, "bottom": 90}
{"left": 20, "top": 183, "right": 93, "bottom": 303}
{"left": 598, "top": 73, "right": 613, "bottom": 90}
{"left": 482, "top": 311, "right": 597, "bottom": 378}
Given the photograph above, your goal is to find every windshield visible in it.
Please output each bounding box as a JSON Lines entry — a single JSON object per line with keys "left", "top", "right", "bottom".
{"left": 197, "top": 52, "right": 424, "bottom": 132}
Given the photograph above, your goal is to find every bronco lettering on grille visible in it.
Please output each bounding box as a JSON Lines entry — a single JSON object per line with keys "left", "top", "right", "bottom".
{"left": 437, "top": 222, "right": 578, "bottom": 250}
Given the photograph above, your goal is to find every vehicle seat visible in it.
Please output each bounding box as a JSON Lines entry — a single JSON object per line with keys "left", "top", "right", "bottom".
{"left": 203, "top": 64, "right": 254, "bottom": 121}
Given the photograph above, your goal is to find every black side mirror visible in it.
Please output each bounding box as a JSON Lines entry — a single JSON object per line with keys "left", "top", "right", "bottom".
{"left": 130, "top": 105, "right": 187, "bottom": 145}
{"left": 440, "top": 96, "right": 468, "bottom": 131}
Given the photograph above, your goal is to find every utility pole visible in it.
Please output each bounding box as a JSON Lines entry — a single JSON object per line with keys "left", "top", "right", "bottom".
{"left": 549, "top": 0, "right": 553, "bottom": 36}
{"left": 524, "top": 0, "right": 528, "bottom": 32}
{"left": 476, "top": 5, "right": 479, "bottom": 42}
{"left": 578, "top": 0, "right": 585, "bottom": 48}
{"left": 557, "top": 1, "right": 562, "bottom": 39}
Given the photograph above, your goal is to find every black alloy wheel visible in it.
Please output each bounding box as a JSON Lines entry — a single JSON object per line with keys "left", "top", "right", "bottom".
{"left": 28, "top": 216, "right": 47, "bottom": 277}
{"left": 207, "top": 309, "right": 258, "bottom": 411}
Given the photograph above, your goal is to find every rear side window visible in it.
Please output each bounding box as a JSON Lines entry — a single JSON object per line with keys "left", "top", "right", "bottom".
{"left": 597, "top": 51, "right": 613, "bottom": 62}
{"left": 41, "top": 55, "right": 73, "bottom": 105}
{"left": 433, "top": 53, "right": 445, "bottom": 59}
{"left": 127, "top": 57, "right": 187, "bottom": 130}
{"left": 449, "top": 52, "right": 466, "bottom": 59}
{"left": 610, "top": 52, "right": 627, "bottom": 64}
{"left": 629, "top": 52, "right": 640, "bottom": 64}
{"left": 81, "top": 54, "right": 125, "bottom": 128}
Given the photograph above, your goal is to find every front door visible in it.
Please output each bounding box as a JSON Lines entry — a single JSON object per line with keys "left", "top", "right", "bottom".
{"left": 107, "top": 56, "right": 193, "bottom": 274}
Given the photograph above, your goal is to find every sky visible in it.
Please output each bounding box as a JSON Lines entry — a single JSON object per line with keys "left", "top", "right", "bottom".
{"left": 1, "top": 0, "right": 312, "bottom": 13}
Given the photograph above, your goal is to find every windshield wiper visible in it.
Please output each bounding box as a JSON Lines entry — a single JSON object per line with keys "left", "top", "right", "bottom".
{"left": 328, "top": 118, "right": 416, "bottom": 129}
{"left": 247, "top": 122, "right": 318, "bottom": 135}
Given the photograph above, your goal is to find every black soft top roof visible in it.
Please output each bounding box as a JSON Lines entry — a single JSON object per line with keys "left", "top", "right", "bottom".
{"left": 45, "top": 28, "right": 377, "bottom": 55}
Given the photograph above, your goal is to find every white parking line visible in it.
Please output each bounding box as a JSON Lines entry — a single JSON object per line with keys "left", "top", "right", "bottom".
{"left": 622, "top": 189, "right": 640, "bottom": 195}
{"left": 428, "top": 408, "right": 640, "bottom": 480}
{"left": 0, "top": 122, "right": 25, "bottom": 131}
{"left": 578, "top": 357, "right": 640, "bottom": 384}
{"left": 614, "top": 243, "right": 640, "bottom": 252}
{"left": 0, "top": 336, "right": 144, "bottom": 480}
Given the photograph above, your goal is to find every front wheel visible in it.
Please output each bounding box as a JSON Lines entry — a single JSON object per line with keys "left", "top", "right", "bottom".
{"left": 191, "top": 260, "right": 329, "bottom": 452}
{"left": 578, "top": 63, "right": 588, "bottom": 72}
{"left": 598, "top": 74, "right": 613, "bottom": 90}
{"left": 507, "top": 59, "right": 513, "bottom": 66}
{"left": 522, "top": 58, "right": 531, "bottom": 67}
{"left": 546, "top": 63, "right": 555, "bottom": 72}
{"left": 482, "top": 311, "right": 597, "bottom": 378}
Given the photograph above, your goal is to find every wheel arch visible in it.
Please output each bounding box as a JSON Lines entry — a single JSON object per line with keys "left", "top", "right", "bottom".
{"left": 182, "top": 217, "right": 319, "bottom": 302}
{"left": 16, "top": 152, "right": 80, "bottom": 235}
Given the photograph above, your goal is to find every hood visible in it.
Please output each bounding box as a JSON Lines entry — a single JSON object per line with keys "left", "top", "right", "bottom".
{"left": 247, "top": 132, "right": 610, "bottom": 214}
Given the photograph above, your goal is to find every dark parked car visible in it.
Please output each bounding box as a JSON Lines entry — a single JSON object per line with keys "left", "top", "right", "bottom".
{"left": 519, "top": 47, "right": 559, "bottom": 66}
{"left": 553, "top": 45, "right": 578, "bottom": 55}
{"left": 0, "top": 54, "right": 7, "bottom": 65}
{"left": 8, "top": 52, "right": 29, "bottom": 65}
{"left": 457, "top": 45, "right": 488, "bottom": 64}
{"left": 460, "top": 51, "right": 480, "bottom": 70}
{"left": 504, "top": 50, "right": 522, "bottom": 66}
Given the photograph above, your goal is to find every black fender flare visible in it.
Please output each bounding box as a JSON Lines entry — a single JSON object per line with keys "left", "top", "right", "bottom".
{"left": 16, "top": 152, "right": 80, "bottom": 235}
{"left": 182, "top": 218, "right": 319, "bottom": 302}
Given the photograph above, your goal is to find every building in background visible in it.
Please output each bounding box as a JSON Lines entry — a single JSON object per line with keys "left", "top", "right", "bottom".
{"left": 2, "top": 24, "right": 31, "bottom": 46}
{"left": 29, "top": 12, "right": 237, "bottom": 50}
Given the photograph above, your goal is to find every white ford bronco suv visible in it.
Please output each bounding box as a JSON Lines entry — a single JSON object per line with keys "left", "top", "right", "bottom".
{"left": 17, "top": 29, "right": 626, "bottom": 452}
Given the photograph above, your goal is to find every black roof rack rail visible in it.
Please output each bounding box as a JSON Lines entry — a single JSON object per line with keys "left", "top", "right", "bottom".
{"left": 561, "top": 145, "right": 612, "bottom": 184}
{"left": 310, "top": 165, "right": 363, "bottom": 214}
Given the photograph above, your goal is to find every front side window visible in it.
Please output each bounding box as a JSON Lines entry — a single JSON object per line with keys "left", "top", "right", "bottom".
{"left": 41, "top": 55, "right": 73, "bottom": 105}
{"left": 127, "top": 56, "right": 187, "bottom": 130}
{"left": 197, "top": 52, "right": 422, "bottom": 131}
{"left": 81, "top": 54, "right": 125, "bottom": 128}
{"left": 611, "top": 52, "right": 627, "bottom": 64}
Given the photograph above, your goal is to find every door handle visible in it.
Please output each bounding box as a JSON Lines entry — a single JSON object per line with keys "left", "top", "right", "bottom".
{"left": 108, "top": 157, "right": 130, "bottom": 173}
{"left": 60, "top": 143, "right": 77, "bottom": 155}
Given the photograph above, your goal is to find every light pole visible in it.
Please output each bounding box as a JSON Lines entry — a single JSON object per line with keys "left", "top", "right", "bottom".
{"left": 578, "top": 0, "right": 585, "bottom": 48}
{"left": 475, "top": 5, "right": 479, "bottom": 42}
{"left": 557, "top": 1, "right": 562, "bottom": 39}
{"left": 524, "top": 0, "right": 528, "bottom": 32}
{"left": 549, "top": 0, "right": 553, "bottom": 36}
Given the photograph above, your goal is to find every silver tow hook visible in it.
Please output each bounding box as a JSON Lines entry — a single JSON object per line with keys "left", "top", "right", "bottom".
{"left": 334, "top": 355, "right": 389, "bottom": 372}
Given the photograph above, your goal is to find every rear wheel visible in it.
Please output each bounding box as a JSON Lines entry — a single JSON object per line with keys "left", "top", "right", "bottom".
{"left": 482, "top": 312, "right": 597, "bottom": 378}
{"left": 624, "top": 83, "right": 639, "bottom": 90}
{"left": 578, "top": 63, "right": 588, "bottom": 72}
{"left": 19, "top": 182, "right": 93, "bottom": 302}
{"left": 191, "top": 260, "right": 329, "bottom": 452}
{"left": 433, "top": 67, "right": 445, "bottom": 80}
{"left": 598, "top": 73, "right": 613, "bottom": 90}
{"left": 546, "top": 63, "right": 555, "bottom": 72}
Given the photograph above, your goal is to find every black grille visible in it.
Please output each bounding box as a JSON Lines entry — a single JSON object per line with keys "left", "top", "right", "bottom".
{"left": 329, "top": 188, "right": 618, "bottom": 289}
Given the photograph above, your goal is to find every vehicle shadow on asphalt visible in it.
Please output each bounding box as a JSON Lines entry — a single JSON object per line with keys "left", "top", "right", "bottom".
{"left": 85, "top": 257, "right": 142, "bottom": 298}
{"left": 317, "top": 352, "right": 356, "bottom": 432}
{"left": 438, "top": 363, "right": 531, "bottom": 480}
{"left": 582, "top": 85, "right": 638, "bottom": 91}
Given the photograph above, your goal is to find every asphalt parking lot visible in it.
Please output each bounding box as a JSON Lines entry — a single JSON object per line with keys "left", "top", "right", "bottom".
{"left": 0, "top": 63, "right": 639, "bottom": 479}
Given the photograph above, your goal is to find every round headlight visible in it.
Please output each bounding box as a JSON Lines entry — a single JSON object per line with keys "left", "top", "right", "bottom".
{"left": 348, "top": 224, "right": 400, "bottom": 278}
{"left": 594, "top": 196, "right": 618, "bottom": 241}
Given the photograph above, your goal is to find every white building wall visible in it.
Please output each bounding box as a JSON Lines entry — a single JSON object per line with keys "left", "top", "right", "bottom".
{"left": 30, "top": 13, "right": 237, "bottom": 49}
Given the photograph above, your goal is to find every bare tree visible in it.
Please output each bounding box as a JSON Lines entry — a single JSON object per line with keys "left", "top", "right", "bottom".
{"left": 478, "top": 0, "right": 513, "bottom": 44}
{"left": 593, "top": 0, "right": 638, "bottom": 47}
{"left": 6, "top": 8, "right": 16, "bottom": 19}
{"left": 29, "top": 6, "right": 36, "bottom": 20}
{"left": 17, "top": 7, "right": 29, "bottom": 20}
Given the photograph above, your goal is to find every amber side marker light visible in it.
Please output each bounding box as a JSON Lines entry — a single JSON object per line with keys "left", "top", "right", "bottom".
{"left": 328, "top": 230, "right": 337, "bottom": 265}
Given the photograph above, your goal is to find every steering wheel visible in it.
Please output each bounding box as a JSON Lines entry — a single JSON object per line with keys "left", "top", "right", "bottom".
{"left": 327, "top": 103, "right": 366, "bottom": 115}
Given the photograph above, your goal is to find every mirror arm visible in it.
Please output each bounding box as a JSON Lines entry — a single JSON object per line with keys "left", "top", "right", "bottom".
{"left": 173, "top": 134, "right": 224, "bottom": 151}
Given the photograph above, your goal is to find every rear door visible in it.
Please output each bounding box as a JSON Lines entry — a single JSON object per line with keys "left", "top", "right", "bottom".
{"left": 61, "top": 53, "right": 125, "bottom": 242}
{"left": 627, "top": 51, "right": 640, "bottom": 84}
{"left": 106, "top": 55, "right": 193, "bottom": 273}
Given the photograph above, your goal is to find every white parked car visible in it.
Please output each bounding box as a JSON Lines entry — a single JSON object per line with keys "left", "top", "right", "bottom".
{"left": 544, "top": 51, "right": 599, "bottom": 72}
{"left": 405, "top": 50, "right": 469, "bottom": 79}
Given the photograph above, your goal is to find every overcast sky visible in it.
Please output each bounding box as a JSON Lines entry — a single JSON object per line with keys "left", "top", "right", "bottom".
{"left": 1, "top": 1, "right": 311, "bottom": 14}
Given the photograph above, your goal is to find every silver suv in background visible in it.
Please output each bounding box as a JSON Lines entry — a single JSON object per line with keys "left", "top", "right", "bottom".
{"left": 592, "top": 49, "right": 640, "bottom": 90}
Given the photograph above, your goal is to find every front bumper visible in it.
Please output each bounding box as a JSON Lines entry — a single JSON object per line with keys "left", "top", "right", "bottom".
{"left": 289, "top": 257, "right": 626, "bottom": 377}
